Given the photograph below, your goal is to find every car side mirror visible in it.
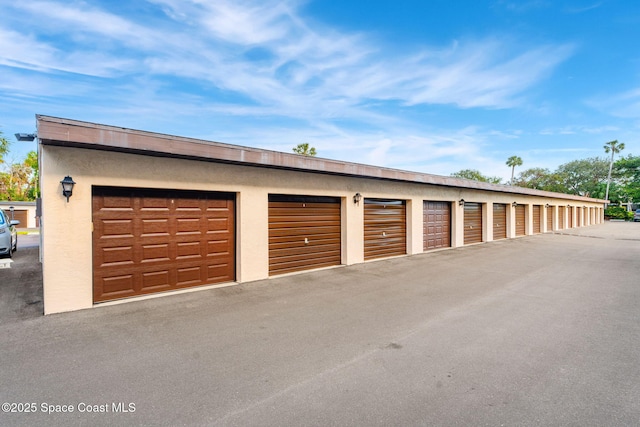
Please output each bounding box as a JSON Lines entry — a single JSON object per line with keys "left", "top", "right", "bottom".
{"left": 9, "top": 220, "right": 20, "bottom": 227}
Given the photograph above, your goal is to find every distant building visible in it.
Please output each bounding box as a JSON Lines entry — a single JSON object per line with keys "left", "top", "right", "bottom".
{"left": 0, "top": 201, "right": 38, "bottom": 228}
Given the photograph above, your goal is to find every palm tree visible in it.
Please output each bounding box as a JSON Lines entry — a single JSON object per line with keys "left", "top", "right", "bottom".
{"left": 506, "top": 155, "right": 523, "bottom": 185}
{"left": 292, "top": 143, "right": 317, "bottom": 156}
{"left": 604, "top": 140, "right": 624, "bottom": 203}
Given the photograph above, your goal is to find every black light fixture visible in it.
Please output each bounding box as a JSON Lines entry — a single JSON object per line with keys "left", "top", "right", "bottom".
{"left": 545, "top": 203, "right": 550, "bottom": 208}
{"left": 60, "top": 176, "right": 76, "bottom": 202}
{"left": 459, "top": 199, "right": 465, "bottom": 206}
{"left": 353, "top": 193, "right": 362, "bottom": 205}
{"left": 15, "top": 133, "right": 37, "bottom": 142}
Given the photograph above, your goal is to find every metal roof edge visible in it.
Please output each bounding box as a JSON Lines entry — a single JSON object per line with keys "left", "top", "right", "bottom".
{"left": 35, "top": 115, "right": 607, "bottom": 204}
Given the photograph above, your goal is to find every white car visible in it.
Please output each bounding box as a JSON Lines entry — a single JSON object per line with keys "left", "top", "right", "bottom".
{"left": 0, "top": 209, "right": 19, "bottom": 258}
{"left": 634, "top": 209, "right": 640, "bottom": 222}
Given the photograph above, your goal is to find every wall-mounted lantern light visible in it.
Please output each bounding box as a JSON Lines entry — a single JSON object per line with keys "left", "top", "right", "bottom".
{"left": 459, "top": 199, "right": 465, "bottom": 207}
{"left": 567, "top": 204, "right": 571, "bottom": 208}
{"left": 545, "top": 204, "right": 550, "bottom": 208}
{"left": 353, "top": 192, "right": 362, "bottom": 205}
{"left": 512, "top": 201, "right": 518, "bottom": 207}
{"left": 60, "top": 176, "right": 76, "bottom": 202}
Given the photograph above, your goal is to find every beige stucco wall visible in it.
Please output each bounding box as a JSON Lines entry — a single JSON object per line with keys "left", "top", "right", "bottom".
{"left": 41, "top": 145, "right": 605, "bottom": 314}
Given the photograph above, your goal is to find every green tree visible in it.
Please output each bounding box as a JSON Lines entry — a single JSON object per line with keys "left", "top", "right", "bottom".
{"left": 8, "top": 163, "right": 32, "bottom": 200}
{"left": 613, "top": 154, "right": 640, "bottom": 204}
{"left": 292, "top": 143, "right": 317, "bottom": 156}
{"left": 603, "top": 140, "right": 624, "bottom": 203}
{"left": 513, "top": 167, "right": 566, "bottom": 192}
{"left": 506, "top": 155, "right": 523, "bottom": 185}
{"left": 24, "top": 150, "right": 39, "bottom": 199}
{"left": 0, "top": 150, "right": 38, "bottom": 201}
{"left": 451, "top": 169, "right": 502, "bottom": 184}
{"left": 555, "top": 157, "right": 609, "bottom": 197}
{"left": 0, "top": 131, "right": 10, "bottom": 165}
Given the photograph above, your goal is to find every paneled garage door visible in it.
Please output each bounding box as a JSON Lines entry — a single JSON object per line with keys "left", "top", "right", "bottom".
{"left": 268, "top": 195, "right": 341, "bottom": 275}
{"left": 568, "top": 207, "right": 574, "bottom": 228}
{"left": 364, "top": 199, "right": 406, "bottom": 260}
{"left": 515, "top": 204, "right": 526, "bottom": 236}
{"left": 532, "top": 205, "right": 541, "bottom": 234}
{"left": 493, "top": 203, "right": 507, "bottom": 240}
{"left": 558, "top": 207, "right": 565, "bottom": 229}
{"left": 423, "top": 201, "right": 451, "bottom": 251}
{"left": 547, "top": 206, "right": 553, "bottom": 231}
{"left": 464, "top": 203, "right": 483, "bottom": 245}
{"left": 92, "top": 187, "right": 235, "bottom": 303}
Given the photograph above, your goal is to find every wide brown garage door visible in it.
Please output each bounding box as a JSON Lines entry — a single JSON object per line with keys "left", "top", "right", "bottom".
{"left": 546, "top": 206, "right": 553, "bottom": 232}
{"left": 365, "top": 199, "right": 406, "bottom": 260}
{"left": 532, "top": 205, "right": 541, "bottom": 234}
{"left": 268, "top": 195, "right": 341, "bottom": 275}
{"left": 515, "top": 204, "right": 526, "bottom": 236}
{"left": 92, "top": 187, "right": 235, "bottom": 303}
{"left": 558, "top": 207, "right": 565, "bottom": 229}
{"left": 423, "top": 201, "right": 451, "bottom": 251}
{"left": 464, "top": 202, "right": 483, "bottom": 245}
{"left": 493, "top": 203, "right": 507, "bottom": 240}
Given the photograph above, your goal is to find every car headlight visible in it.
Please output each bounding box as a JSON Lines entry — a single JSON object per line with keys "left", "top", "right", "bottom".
{"left": 0, "top": 227, "right": 6, "bottom": 234}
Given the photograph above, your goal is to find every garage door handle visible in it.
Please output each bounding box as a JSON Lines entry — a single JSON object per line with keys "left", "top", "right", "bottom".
{"left": 304, "top": 238, "right": 309, "bottom": 245}
{"left": 382, "top": 232, "right": 386, "bottom": 237}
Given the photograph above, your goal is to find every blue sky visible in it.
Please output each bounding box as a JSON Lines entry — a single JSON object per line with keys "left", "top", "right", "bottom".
{"left": 1, "top": 0, "right": 639, "bottom": 181}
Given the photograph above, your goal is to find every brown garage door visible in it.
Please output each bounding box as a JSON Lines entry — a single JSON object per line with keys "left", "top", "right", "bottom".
{"left": 423, "top": 201, "right": 451, "bottom": 251}
{"left": 268, "top": 195, "right": 341, "bottom": 275}
{"left": 364, "top": 199, "right": 406, "bottom": 260}
{"left": 9, "top": 209, "right": 28, "bottom": 228}
{"left": 558, "top": 207, "right": 565, "bottom": 229}
{"left": 464, "top": 202, "right": 483, "bottom": 245}
{"left": 493, "top": 203, "right": 507, "bottom": 240}
{"left": 515, "top": 204, "right": 526, "bottom": 236}
{"left": 532, "top": 205, "right": 541, "bottom": 234}
{"left": 92, "top": 187, "right": 235, "bottom": 303}
{"left": 568, "top": 207, "right": 574, "bottom": 228}
{"left": 577, "top": 207, "right": 582, "bottom": 227}
{"left": 546, "top": 206, "right": 553, "bottom": 231}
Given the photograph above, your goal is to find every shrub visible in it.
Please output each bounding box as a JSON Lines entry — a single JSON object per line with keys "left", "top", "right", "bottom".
{"left": 605, "top": 206, "right": 633, "bottom": 220}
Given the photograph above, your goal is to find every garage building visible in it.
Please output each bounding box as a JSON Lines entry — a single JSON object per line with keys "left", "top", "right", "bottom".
{"left": 36, "top": 116, "right": 606, "bottom": 314}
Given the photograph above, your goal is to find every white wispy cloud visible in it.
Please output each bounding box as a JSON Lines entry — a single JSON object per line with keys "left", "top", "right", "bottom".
{"left": 0, "top": 0, "right": 583, "bottom": 173}
{"left": 2, "top": 0, "right": 573, "bottom": 113}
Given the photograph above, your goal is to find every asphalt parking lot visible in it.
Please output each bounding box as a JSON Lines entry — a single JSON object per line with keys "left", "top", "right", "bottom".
{"left": 0, "top": 234, "right": 42, "bottom": 325}
{"left": 0, "top": 223, "right": 639, "bottom": 426}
